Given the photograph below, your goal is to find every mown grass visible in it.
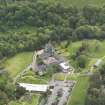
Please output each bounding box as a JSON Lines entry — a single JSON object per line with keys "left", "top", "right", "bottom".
{"left": 68, "top": 77, "right": 89, "bottom": 105}
{"left": 39, "top": 0, "right": 105, "bottom": 8}
{"left": 56, "top": 41, "right": 82, "bottom": 57}
{"left": 3, "top": 52, "right": 33, "bottom": 77}
{"left": 58, "top": 40, "right": 105, "bottom": 58}
{"left": 20, "top": 75, "right": 48, "bottom": 84}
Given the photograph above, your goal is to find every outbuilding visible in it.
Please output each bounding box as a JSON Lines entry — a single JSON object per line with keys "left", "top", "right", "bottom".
{"left": 59, "top": 62, "right": 70, "bottom": 72}
{"left": 19, "top": 83, "right": 49, "bottom": 93}
{"left": 94, "top": 59, "right": 102, "bottom": 67}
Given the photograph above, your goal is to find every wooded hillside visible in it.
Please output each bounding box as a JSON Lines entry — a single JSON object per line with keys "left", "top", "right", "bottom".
{"left": 0, "top": 1, "right": 105, "bottom": 60}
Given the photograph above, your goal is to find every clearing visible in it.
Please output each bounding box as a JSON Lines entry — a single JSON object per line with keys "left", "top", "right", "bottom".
{"left": 2, "top": 52, "right": 33, "bottom": 77}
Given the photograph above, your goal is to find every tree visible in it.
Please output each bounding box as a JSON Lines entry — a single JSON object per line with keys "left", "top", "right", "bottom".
{"left": 77, "top": 55, "right": 87, "bottom": 68}
{"left": 0, "top": 0, "right": 7, "bottom": 7}
{"left": 98, "top": 63, "right": 105, "bottom": 78}
{"left": 74, "top": 25, "right": 97, "bottom": 39}
{"left": 15, "top": 86, "right": 26, "bottom": 99}
{"left": 0, "top": 90, "right": 9, "bottom": 105}
{"left": 83, "top": 5, "right": 101, "bottom": 25}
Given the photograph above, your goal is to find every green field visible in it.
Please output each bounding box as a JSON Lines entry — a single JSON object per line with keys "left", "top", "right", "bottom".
{"left": 2, "top": 52, "right": 33, "bottom": 77}
{"left": 19, "top": 71, "right": 49, "bottom": 84}
{"left": 58, "top": 40, "right": 105, "bottom": 58}
{"left": 68, "top": 77, "right": 89, "bottom": 105}
{"left": 40, "top": 0, "right": 105, "bottom": 8}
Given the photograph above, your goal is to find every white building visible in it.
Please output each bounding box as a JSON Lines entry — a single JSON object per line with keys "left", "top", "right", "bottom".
{"left": 59, "top": 62, "right": 70, "bottom": 73}
{"left": 19, "top": 83, "right": 49, "bottom": 93}
{"left": 94, "top": 59, "right": 102, "bottom": 67}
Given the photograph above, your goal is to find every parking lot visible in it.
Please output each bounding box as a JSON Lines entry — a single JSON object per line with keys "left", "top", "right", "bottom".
{"left": 45, "top": 80, "right": 76, "bottom": 105}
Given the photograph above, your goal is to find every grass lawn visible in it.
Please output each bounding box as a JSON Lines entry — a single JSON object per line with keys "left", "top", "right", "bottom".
{"left": 20, "top": 75, "right": 48, "bottom": 84}
{"left": 39, "top": 0, "right": 105, "bottom": 8}
{"left": 2, "top": 52, "right": 33, "bottom": 77}
{"left": 53, "top": 73, "right": 79, "bottom": 81}
{"left": 67, "top": 77, "right": 89, "bottom": 105}
{"left": 56, "top": 41, "right": 82, "bottom": 57}
{"left": 59, "top": 40, "right": 105, "bottom": 58}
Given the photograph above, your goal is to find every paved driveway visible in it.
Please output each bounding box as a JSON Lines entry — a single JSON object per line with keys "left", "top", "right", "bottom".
{"left": 45, "top": 80, "right": 76, "bottom": 105}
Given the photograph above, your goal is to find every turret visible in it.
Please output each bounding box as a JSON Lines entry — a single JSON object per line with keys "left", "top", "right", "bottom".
{"left": 32, "top": 51, "right": 39, "bottom": 72}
